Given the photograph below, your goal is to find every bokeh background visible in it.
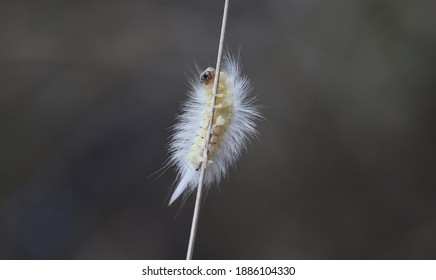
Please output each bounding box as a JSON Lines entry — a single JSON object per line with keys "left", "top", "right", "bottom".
{"left": 1, "top": 0, "right": 436, "bottom": 259}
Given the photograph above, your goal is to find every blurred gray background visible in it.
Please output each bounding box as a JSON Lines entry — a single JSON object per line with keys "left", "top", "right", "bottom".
{"left": 1, "top": 0, "right": 436, "bottom": 259}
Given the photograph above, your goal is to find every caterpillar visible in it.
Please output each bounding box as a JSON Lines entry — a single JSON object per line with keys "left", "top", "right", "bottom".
{"left": 167, "top": 54, "right": 260, "bottom": 205}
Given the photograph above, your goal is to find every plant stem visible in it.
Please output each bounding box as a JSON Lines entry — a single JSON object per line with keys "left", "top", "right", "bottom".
{"left": 186, "top": 0, "right": 230, "bottom": 260}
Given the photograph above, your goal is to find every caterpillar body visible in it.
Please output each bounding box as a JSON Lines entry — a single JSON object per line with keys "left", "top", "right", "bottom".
{"left": 168, "top": 55, "right": 260, "bottom": 205}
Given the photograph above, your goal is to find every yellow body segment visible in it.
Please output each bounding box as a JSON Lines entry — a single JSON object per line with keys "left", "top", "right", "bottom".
{"left": 188, "top": 70, "right": 233, "bottom": 170}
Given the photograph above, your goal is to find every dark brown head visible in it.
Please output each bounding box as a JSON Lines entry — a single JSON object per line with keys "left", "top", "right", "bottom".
{"left": 200, "top": 67, "right": 216, "bottom": 85}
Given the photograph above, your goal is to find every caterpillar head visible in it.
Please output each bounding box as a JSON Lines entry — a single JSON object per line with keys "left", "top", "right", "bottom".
{"left": 200, "top": 67, "right": 216, "bottom": 85}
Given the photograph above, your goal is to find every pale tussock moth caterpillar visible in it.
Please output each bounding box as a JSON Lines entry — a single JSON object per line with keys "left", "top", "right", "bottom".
{"left": 168, "top": 54, "right": 261, "bottom": 205}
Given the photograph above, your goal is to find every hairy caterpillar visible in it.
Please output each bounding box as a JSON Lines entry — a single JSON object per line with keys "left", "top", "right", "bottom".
{"left": 168, "top": 55, "right": 260, "bottom": 205}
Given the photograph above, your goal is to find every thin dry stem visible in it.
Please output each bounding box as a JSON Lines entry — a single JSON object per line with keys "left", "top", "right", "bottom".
{"left": 186, "top": 0, "right": 230, "bottom": 260}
